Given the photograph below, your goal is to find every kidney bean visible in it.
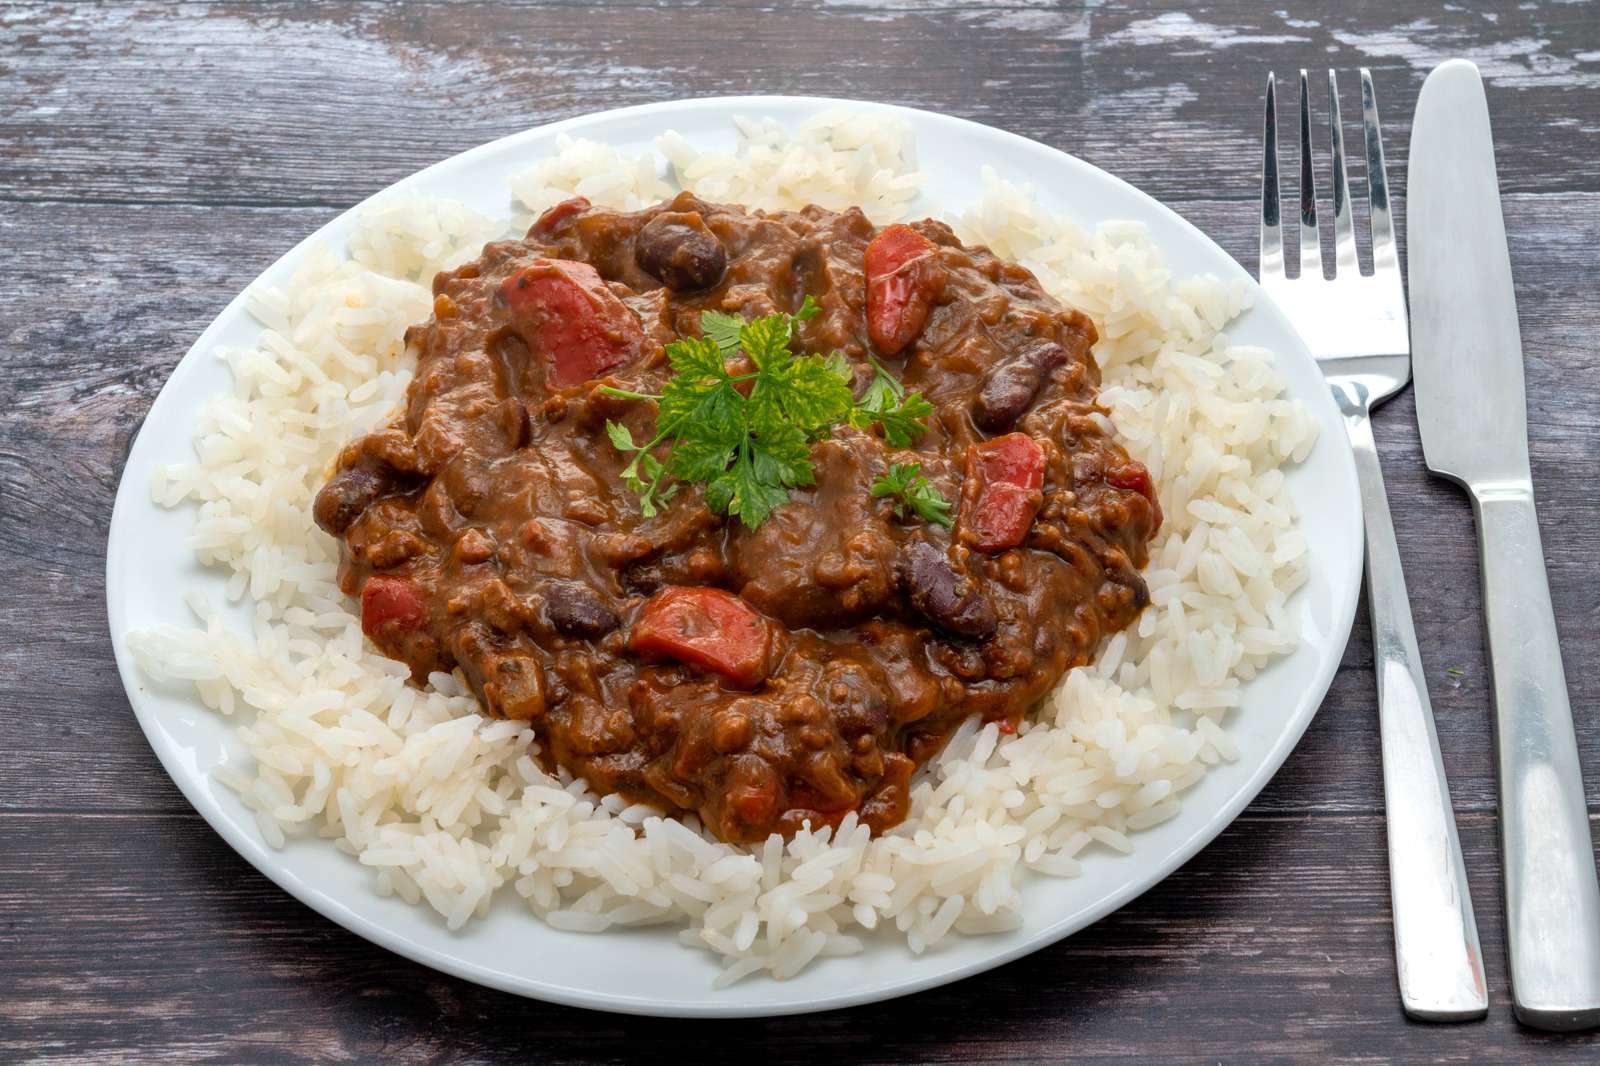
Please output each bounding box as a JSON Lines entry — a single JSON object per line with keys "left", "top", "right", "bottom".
{"left": 972, "top": 339, "right": 1068, "bottom": 431}
{"left": 543, "top": 580, "right": 619, "bottom": 638}
{"left": 634, "top": 212, "right": 727, "bottom": 291}
{"left": 315, "top": 457, "right": 417, "bottom": 536}
{"left": 896, "top": 541, "right": 998, "bottom": 638}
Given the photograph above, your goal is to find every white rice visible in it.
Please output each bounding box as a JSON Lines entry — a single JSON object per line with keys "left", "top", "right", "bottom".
{"left": 129, "top": 110, "right": 1319, "bottom": 984}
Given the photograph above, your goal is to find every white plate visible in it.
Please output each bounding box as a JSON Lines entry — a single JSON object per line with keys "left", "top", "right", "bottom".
{"left": 106, "top": 96, "right": 1361, "bottom": 1017}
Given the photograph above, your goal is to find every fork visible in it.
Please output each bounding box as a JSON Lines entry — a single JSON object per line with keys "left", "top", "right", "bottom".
{"left": 1260, "top": 69, "right": 1488, "bottom": 1021}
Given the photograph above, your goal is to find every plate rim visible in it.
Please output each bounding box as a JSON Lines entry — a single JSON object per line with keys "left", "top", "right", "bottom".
{"left": 105, "top": 93, "right": 1362, "bottom": 1018}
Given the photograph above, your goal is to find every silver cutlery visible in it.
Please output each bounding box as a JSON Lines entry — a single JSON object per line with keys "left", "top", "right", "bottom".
{"left": 1409, "top": 58, "right": 1600, "bottom": 1031}
{"left": 1260, "top": 68, "right": 1488, "bottom": 1021}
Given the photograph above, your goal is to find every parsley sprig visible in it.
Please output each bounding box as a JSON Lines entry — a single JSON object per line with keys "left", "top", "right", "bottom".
{"left": 602, "top": 298, "right": 941, "bottom": 530}
{"left": 870, "top": 462, "right": 954, "bottom": 528}
{"left": 850, "top": 353, "right": 937, "bottom": 448}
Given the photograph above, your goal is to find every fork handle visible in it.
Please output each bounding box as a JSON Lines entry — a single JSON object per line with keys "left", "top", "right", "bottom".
{"left": 1471, "top": 484, "right": 1600, "bottom": 1030}
{"left": 1337, "top": 387, "right": 1488, "bottom": 1020}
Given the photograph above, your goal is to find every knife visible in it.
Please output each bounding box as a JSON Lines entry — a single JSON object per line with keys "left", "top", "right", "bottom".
{"left": 1409, "top": 58, "right": 1600, "bottom": 1031}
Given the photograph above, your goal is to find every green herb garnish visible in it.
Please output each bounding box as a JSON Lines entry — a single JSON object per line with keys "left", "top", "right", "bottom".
{"left": 606, "top": 297, "right": 933, "bottom": 530}
{"left": 870, "top": 462, "right": 954, "bottom": 528}
{"left": 605, "top": 420, "right": 679, "bottom": 516}
{"left": 850, "top": 353, "right": 937, "bottom": 448}
{"left": 700, "top": 307, "right": 749, "bottom": 359}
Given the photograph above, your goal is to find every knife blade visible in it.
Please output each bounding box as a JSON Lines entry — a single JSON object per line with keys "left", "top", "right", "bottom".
{"left": 1409, "top": 58, "right": 1600, "bottom": 1031}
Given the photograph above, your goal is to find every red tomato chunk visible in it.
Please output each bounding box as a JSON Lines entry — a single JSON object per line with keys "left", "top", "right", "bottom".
{"left": 1104, "top": 459, "right": 1163, "bottom": 533}
{"left": 729, "top": 785, "right": 778, "bottom": 829}
{"left": 864, "top": 224, "right": 946, "bottom": 356}
{"left": 529, "top": 195, "right": 590, "bottom": 236}
{"left": 629, "top": 586, "right": 776, "bottom": 687}
{"left": 961, "top": 432, "right": 1046, "bottom": 553}
{"left": 361, "top": 575, "right": 426, "bottom": 638}
{"left": 501, "top": 258, "right": 643, "bottom": 388}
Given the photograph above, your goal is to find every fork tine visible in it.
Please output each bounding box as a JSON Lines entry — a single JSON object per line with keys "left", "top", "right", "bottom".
{"left": 1297, "top": 69, "right": 1322, "bottom": 279}
{"left": 1327, "top": 70, "right": 1359, "bottom": 276}
{"left": 1361, "top": 67, "right": 1399, "bottom": 273}
{"left": 1260, "top": 72, "right": 1284, "bottom": 280}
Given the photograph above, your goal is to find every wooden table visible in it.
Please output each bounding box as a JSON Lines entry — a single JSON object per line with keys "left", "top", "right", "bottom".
{"left": 4, "top": 2, "right": 1598, "bottom": 1061}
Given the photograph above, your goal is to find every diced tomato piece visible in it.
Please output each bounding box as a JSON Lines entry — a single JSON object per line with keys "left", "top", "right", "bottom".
{"left": 729, "top": 785, "right": 778, "bottom": 829}
{"left": 966, "top": 485, "right": 1038, "bottom": 552}
{"left": 960, "top": 432, "right": 1046, "bottom": 553}
{"left": 1103, "top": 461, "right": 1151, "bottom": 497}
{"left": 864, "top": 224, "right": 946, "bottom": 355}
{"left": 977, "top": 432, "right": 1045, "bottom": 488}
{"left": 360, "top": 575, "right": 426, "bottom": 638}
{"left": 629, "top": 586, "right": 775, "bottom": 687}
{"left": 1105, "top": 459, "right": 1163, "bottom": 532}
{"left": 529, "top": 195, "right": 590, "bottom": 236}
{"left": 501, "top": 258, "right": 643, "bottom": 388}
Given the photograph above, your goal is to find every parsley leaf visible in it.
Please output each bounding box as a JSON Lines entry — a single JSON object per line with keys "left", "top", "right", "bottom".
{"left": 716, "top": 429, "right": 812, "bottom": 529}
{"left": 871, "top": 462, "right": 954, "bottom": 528}
{"left": 600, "top": 299, "right": 848, "bottom": 530}
{"left": 656, "top": 335, "right": 743, "bottom": 437}
{"left": 604, "top": 420, "right": 677, "bottom": 517}
{"left": 605, "top": 419, "right": 638, "bottom": 454}
{"left": 753, "top": 353, "right": 854, "bottom": 439}
{"left": 858, "top": 352, "right": 905, "bottom": 411}
{"left": 700, "top": 310, "right": 746, "bottom": 359}
{"left": 851, "top": 353, "right": 936, "bottom": 448}
{"left": 601, "top": 296, "right": 936, "bottom": 531}
{"left": 738, "top": 313, "right": 794, "bottom": 371}
{"left": 870, "top": 391, "right": 935, "bottom": 449}
{"left": 704, "top": 295, "right": 818, "bottom": 360}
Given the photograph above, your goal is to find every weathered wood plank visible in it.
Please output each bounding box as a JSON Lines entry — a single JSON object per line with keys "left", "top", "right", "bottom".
{"left": 0, "top": 201, "right": 337, "bottom": 816}
{"left": 2, "top": 2, "right": 1598, "bottom": 210}
{"left": 3, "top": 190, "right": 1598, "bottom": 818}
{"left": 2, "top": 810, "right": 1597, "bottom": 1063}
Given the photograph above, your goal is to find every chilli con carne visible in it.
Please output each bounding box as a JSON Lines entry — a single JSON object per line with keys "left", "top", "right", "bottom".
{"left": 313, "top": 192, "right": 1161, "bottom": 843}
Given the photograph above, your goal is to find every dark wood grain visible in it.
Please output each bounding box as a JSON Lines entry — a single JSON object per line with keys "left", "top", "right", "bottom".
{"left": 5, "top": 0, "right": 1600, "bottom": 1061}
{"left": 3, "top": 1, "right": 1600, "bottom": 210}
{"left": 2, "top": 811, "right": 1598, "bottom": 1063}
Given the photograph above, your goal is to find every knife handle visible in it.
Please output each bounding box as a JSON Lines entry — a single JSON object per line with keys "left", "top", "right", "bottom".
{"left": 1340, "top": 398, "right": 1487, "bottom": 1020}
{"left": 1472, "top": 483, "right": 1600, "bottom": 1030}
